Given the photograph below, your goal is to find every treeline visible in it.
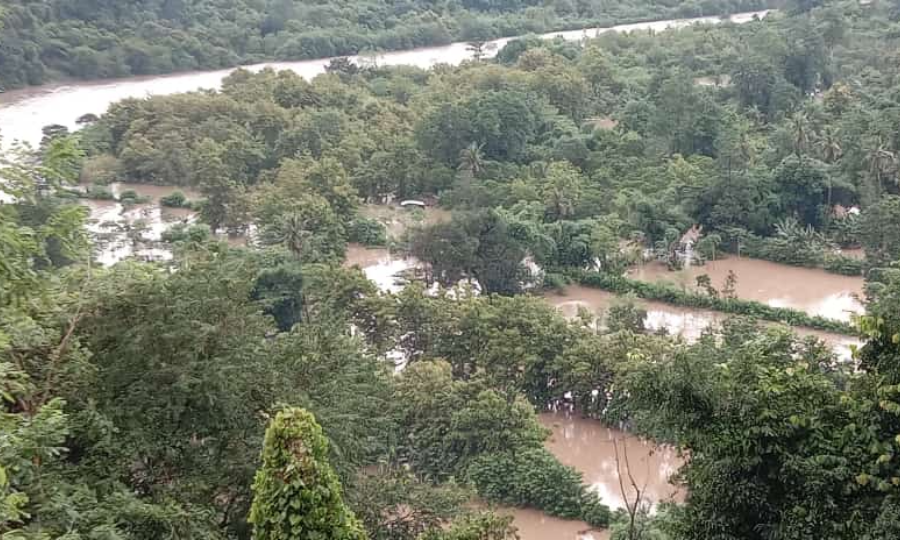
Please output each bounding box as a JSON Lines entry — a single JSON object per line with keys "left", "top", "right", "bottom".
{"left": 0, "top": 0, "right": 773, "bottom": 89}
{"left": 65, "top": 0, "right": 900, "bottom": 285}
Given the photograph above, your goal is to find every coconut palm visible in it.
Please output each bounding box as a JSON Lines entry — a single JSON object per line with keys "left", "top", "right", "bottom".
{"left": 817, "top": 126, "right": 843, "bottom": 205}
{"left": 864, "top": 136, "right": 898, "bottom": 194}
{"left": 275, "top": 212, "right": 313, "bottom": 261}
{"left": 458, "top": 142, "right": 486, "bottom": 178}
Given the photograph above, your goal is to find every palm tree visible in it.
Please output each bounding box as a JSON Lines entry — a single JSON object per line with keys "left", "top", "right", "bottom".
{"left": 817, "top": 126, "right": 843, "bottom": 205}
{"left": 277, "top": 212, "right": 313, "bottom": 261}
{"left": 790, "top": 111, "right": 810, "bottom": 160}
{"left": 864, "top": 136, "right": 897, "bottom": 195}
{"left": 458, "top": 142, "right": 485, "bottom": 178}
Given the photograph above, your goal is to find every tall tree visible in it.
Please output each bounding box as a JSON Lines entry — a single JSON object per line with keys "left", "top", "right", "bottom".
{"left": 249, "top": 408, "right": 366, "bottom": 540}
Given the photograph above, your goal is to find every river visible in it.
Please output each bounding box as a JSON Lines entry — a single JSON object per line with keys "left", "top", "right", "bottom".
{"left": 0, "top": 10, "right": 769, "bottom": 148}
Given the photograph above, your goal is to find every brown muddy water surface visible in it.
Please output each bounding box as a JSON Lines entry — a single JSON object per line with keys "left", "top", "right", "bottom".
{"left": 628, "top": 257, "right": 865, "bottom": 322}
{"left": 503, "top": 412, "right": 683, "bottom": 540}
{"left": 81, "top": 183, "right": 199, "bottom": 265}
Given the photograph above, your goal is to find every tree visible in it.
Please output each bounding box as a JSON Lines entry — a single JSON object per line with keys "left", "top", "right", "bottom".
{"left": 249, "top": 408, "right": 366, "bottom": 540}
{"left": 541, "top": 162, "right": 587, "bottom": 221}
{"left": 466, "top": 41, "right": 486, "bottom": 62}
{"left": 458, "top": 142, "right": 486, "bottom": 179}
{"left": 193, "top": 138, "right": 241, "bottom": 232}
{"left": 859, "top": 196, "right": 900, "bottom": 267}
{"left": 864, "top": 136, "right": 898, "bottom": 196}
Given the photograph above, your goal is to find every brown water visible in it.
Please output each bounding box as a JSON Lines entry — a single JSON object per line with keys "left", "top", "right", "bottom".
{"left": 0, "top": 11, "right": 769, "bottom": 148}
{"left": 543, "top": 285, "right": 860, "bottom": 361}
{"left": 504, "top": 412, "right": 683, "bottom": 540}
{"left": 505, "top": 507, "right": 609, "bottom": 540}
{"left": 628, "top": 257, "right": 865, "bottom": 322}
{"left": 81, "top": 183, "right": 199, "bottom": 265}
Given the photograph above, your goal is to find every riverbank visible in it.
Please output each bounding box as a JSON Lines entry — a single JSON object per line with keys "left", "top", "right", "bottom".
{"left": 0, "top": 9, "right": 771, "bottom": 147}
{"left": 0, "top": 4, "right": 775, "bottom": 95}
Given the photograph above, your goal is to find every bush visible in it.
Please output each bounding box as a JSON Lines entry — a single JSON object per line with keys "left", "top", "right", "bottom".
{"left": 823, "top": 254, "right": 864, "bottom": 276}
{"left": 161, "top": 223, "right": 211, "bottom": 244}
{"left": 577, "top": 271, "right": 855, "bottom": 335}
{"left": 118, "top": 189, "right": 151, "bottom": 205}
{"left": 79, "top": 154, "right": 121, "bottom": 185}
{"left": 347, "top": 216, "right": 388, "bottom": 247}
{"left": 83, "top": 184, "right": 116, "bottom": 200}
{"left": 468, "top": 448, "right": 611, "bottom": 528}
{"left": 160, "top": 190, "right": 191, "bottom": 208}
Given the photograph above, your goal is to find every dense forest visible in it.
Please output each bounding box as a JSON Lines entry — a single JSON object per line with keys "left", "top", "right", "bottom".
{"left": 7, "top": 0, "right": 900, "bottom": 539}
{"left": 0, "top": 0, "right": 774, "bottom": 89}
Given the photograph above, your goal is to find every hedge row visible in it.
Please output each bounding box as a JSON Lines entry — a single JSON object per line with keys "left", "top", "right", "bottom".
{"left": 576, "top": 271, "right": 857, "bottom": 336}
{"left": 468, "top": 448, "right": 611, "bottom": 528}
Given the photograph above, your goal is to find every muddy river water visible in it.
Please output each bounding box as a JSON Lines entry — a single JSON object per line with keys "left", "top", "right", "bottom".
{"left": 0, "top": 11, "right": 768, "bottom": 148}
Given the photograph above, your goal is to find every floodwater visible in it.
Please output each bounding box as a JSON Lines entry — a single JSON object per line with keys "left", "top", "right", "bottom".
{"left": 543, "top": 285, "right": 860, "bottom": 361}
{"left": 80, "top": 183, "right": 199, "bottom": 265}
{"left": 0, "top": 11, "right": 769, "bottom": 148}
{"left": 345, "top": 244, "right": 417, "bottom": 293}
{"left": 504, "top": 412, "right": 684, "bottom": 540}
{"left": 628, "top": 257, "right": 865, "bottom": 322}
{"left": 347, "top": 251, "right": 861, "bottom": 359}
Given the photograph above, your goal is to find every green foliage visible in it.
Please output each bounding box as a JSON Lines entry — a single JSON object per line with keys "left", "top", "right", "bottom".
{"left": 252, "top": 262, "right": 305, "bottom": 332}
{"left": 860, "top": 196, "right": 900, "bottom": 268}
{"left": 82, "top": 184, "right": 115, "bottom": 200}
{"left": 468, "top": 448, "right": 611, "bottom": 527}
{"left": 393, "top": 359, "right": 610, "bottom": 523}
{"left": 420, "top": 512, "right": 518, "bottom": 540}
{"left": 160, "top": 190, "right": 192, "bottom": 208}
{"left": 348, "top": 468, "right": 472, "bottom": 540}
{"left": 823, "top": 253, "right": 864, "bottom": 276}
{"left": 160, "top": 223, "right": 213, "bottom": 244}
{"left": 0, "top": 0, "right": 772, "bottom": 90}
{"left": 249, "top": 408, "right": 366, "bottom": 540}
{"left": 606, "top": 295, "right": 648, "bottom": 333}
{"left": 346, "top": 217, "right": 388, "bottom": 247}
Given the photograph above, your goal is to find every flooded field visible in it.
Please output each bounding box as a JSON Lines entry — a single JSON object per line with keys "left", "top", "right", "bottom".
{"left": 543, "top": 285, "right": 860, "bottom": 361}
{"left": 628, "top": 257, "right": 865, "bottom": 322}
{"left": 81, "top": 183, "right": 199, "bottom": 265}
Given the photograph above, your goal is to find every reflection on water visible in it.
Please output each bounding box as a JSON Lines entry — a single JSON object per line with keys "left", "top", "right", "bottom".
{"left": 0, "top": 11, "right": 769, "bottom": 148}
{"left": 345, "top": 245, "right": 416, "bottom": 293}
{"left": 628, "top": 257, "right": 865, "bottom": 322}
{"left": 540, "top": 412, "right": 683, "bottom": 511}
{"left": 505, "top": 411, "right": 684, "bottom": 540}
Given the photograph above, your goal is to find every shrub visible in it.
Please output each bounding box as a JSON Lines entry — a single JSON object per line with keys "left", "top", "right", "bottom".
{"left": 118, "top": 189, "right": 151, "bottom": 205}
{"left": 79, "top": 154, "right": 121, "bottom": 185}
{"left": 468, "top": 448, "right": 611, "bottom": 528}
{"left": 823, "top": 254, "right": 864, "bottom": 276}
{"left": 249, "top": 408, "right": 366, "bottom": 540}
{"left": 161, "top": 223, "right": 211, "bottom": 244}
{"left": 160, "top": 190, "right": 191, "bottom": 208}
{"left": 347, "top": 216, "right": 388, "bottom": 247}
{"left": 83, "top": 184, "right": 115, "bottom": 200}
